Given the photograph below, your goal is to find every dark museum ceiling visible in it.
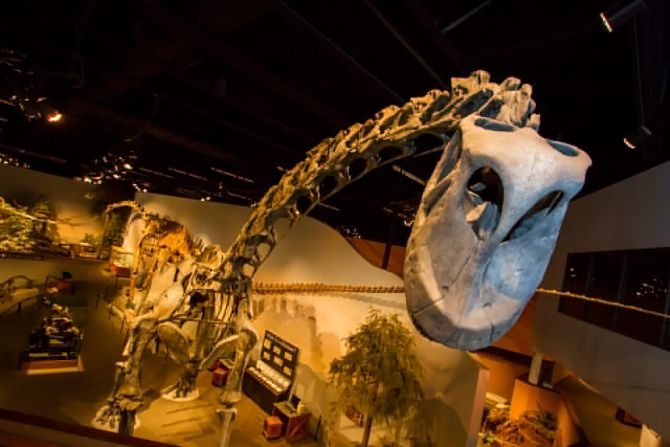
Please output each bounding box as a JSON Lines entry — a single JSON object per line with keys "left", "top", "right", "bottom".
{"left": 0, "top": 0, "right": 668, "bottom": 244}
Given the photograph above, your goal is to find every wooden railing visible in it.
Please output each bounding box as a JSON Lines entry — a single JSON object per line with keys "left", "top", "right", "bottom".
{"left": 0, "top": 407, "right": 177, "bottom": 447}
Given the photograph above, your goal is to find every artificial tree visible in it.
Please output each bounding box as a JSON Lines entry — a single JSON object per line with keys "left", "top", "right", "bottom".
{"left": 328, "top": 309, "right": 424, "bottom": 447}
{"left": 0, "top": 199, "right": 38, "bottom": 253}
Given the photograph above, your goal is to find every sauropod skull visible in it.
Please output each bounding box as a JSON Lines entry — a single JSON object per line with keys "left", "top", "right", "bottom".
{"left": 404, "top": 115, "right": 591, "bottom": 350}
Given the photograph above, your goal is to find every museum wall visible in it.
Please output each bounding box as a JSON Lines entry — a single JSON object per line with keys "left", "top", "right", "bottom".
{"left": 0, "top": 165, "right": 103, "bottom": 244}
{"left": 474, "top": 354, "right": 528, "bottom": 402}
{"left": 137, "top": 192, "right": 487, "bottom": 446}
{"left": 535, "top": 161, "right": 670, "bottom": 439}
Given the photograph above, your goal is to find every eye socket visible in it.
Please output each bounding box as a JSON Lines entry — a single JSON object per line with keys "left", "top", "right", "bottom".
{"left": 465, "top": 167, "right": 504, "bottom": 239}
{"left": 466, "top": 167, "right": 504, "bottom": 207}
{"left": 546, "top": 139, "right": 579, "bottom": 157}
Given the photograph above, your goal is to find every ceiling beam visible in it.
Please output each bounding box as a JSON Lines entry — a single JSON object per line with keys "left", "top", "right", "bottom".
{"left": 131, "top": 0, "right": 352, "bottom": 128}
{"left": 32, "top": 37, "right": 303, "bottom": 159}
{"left": 363, "top": 0, "right": 448, "bottom": 89}
{"left": 400, "top": 0, "right": 467, "bottom": 74}
{"left": 66, "top": 97, "right": 238, "bottom": 164}
{"left": 91, "top": 31, "right": 319, "bottom": 145}
{"left": 274, "top": 0, "right": 404, "bottom": 104}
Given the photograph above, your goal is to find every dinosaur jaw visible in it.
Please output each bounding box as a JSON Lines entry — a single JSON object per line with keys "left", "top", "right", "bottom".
{"left": 404, "top": 115, "right": 591, "bottom": 350}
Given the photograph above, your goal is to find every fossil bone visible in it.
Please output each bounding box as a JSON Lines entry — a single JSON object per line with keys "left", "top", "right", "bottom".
{"left": 404, "top": 116, "right": 591, "bottom": 350}
{"left": 94, "top": 71, "right": 589, "bottom": 446}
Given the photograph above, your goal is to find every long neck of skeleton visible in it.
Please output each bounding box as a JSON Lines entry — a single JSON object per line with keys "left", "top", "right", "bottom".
{"left": 216, "top": 71, "right": 522, "bottom": 286}
{"left": 220, "top": 122, "right": 446, "bottom": 284}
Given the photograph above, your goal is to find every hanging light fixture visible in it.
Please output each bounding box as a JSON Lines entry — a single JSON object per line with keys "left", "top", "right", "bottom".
{"left": 599, "top": 0, "right": 647, "bottom": 33}
{"left": 623, "top": 125, "right": 652, "bottom": 149}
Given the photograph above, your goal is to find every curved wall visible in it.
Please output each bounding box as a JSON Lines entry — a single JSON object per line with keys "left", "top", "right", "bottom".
{"left": 137, "top": 192, "right": 486, "bottom": 446}
{"left": 535, "top": 161, "right": 670, "bottom": 439}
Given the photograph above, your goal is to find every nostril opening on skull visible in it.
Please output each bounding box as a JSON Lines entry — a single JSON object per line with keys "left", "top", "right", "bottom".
{"left": 474, "top": 117, "right": 515, "bottom": 132}
{"left": 465, "top": 167, "right": 504, "bottom": 239}
{"left": 503, "top": 190, "right": 564, "bottom": 242}
{"left": 546, "top": 139, "right": 579, "bottom": 157}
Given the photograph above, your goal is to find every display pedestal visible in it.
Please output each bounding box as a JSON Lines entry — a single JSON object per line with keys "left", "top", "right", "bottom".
{"left": 21, "top": 357, "right": 82, "bottom": 375}
{"left": 161, "top": 388, "right": 200, "bottom": 402}
{"left": 90, "top": 407, "right": 141, "bottom": 432}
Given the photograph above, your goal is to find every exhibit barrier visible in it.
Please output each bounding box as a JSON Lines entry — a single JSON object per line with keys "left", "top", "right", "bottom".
{"left": 0, "top": 407, "right": 177, "bottom": 447}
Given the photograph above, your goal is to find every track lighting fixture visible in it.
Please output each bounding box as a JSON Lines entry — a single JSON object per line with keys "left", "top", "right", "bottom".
{"left": 599, "top": 0, "right": 647, "bottom": 33}
{"left": 623, "top": 125, "right": 652, "bottom": 149}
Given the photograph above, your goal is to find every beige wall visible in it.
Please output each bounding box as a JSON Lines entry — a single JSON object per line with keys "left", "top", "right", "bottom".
{"left": 0, "top": 165, "right": 103, "bottom": 244}
{"left": 138, "top": 193, "right": 486, "bottom": 446}
{"left": 475, "top": 354, "right": 528, "bottom": 401}
{"left": 535, "top": 161, "right": 670, "bottom": 439}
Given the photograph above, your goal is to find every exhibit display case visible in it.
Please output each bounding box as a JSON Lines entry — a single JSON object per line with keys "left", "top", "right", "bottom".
{"left": 19, "top": 293, "right": 86, "bottom": 371}
{"left": 242, "top": 331, "right": 298, "bottom": 414}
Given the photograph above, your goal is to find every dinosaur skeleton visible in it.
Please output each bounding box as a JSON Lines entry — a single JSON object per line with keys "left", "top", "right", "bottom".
{"left": 94, "top": 71, "right": 589, "bottom": 445}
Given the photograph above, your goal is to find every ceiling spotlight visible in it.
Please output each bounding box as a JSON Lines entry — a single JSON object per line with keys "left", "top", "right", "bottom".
{"left": 623, "top": 125, "right": 652, "bottom": 149}
{"left": 46, "top": 112, "right": 63, "bottom": 123}
{"left": 599, "top": 0, "right": 647, "bottom": 33}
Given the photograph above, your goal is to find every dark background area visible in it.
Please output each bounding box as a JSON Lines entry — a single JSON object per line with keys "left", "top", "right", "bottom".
{"left": 0, "top": 0, "right": 668, "bottom": 244}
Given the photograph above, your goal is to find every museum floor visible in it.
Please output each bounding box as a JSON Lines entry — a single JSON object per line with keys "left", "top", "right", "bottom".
{"left": 0, "top": 262, "right": 321, "bottom": 446}
{"left": 558, "top": 376, "right": 640, "bottom": 447}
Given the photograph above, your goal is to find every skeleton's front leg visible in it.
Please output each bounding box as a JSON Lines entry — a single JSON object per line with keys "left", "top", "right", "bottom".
{"left": 94, "top": 316, "right": 157, "bottom": 435}
{"left": 218, "top": 311, "right": 258, "bottom": 447}
{"left": 162, "top": 292, "right": 216, "bottom": 400}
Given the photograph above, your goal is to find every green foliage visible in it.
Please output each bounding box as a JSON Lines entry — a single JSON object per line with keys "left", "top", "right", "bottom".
{"left": 376, "top": 436, "right": 401, "bottom": 447}
{"left": 102, "top": 211, "right": 127, "bottom": 248}
{"left": 81, "top": 232, "right": 101, "bottom": 246}
{"left": 328, "top": 309, "right": 424, "bottom": 441}
{"left": 0, "top": 202, "right": 36, "bottom": 253}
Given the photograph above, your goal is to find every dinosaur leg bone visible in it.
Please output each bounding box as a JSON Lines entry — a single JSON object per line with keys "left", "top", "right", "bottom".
{"left": 94, "top": 317, "right": 157, "bottom": 434}
{"left": 218, "top": 305, "right": 258, "bottom": 447}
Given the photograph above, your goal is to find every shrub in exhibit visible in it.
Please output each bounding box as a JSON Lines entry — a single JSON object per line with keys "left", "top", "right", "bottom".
{"left": 328, "top": 309, "right": 424, "bottom": 447}
{"left": 0, "top": 196, "right": 67, "bottom": 255}
{"left": 0, "top": 199, "right": 37, "bottom": 253}
{"left": 480, "top": 406, "right": 557, "bottom": 446}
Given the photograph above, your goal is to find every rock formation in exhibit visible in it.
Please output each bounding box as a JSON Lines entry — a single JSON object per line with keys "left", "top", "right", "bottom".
{"left": 94, "top": 70, "right": 590, "bottom": 445}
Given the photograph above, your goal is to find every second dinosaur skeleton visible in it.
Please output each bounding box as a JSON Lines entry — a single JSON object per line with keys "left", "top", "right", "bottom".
{"left": 94, "top": 70, "right": 589, "bottom": 445}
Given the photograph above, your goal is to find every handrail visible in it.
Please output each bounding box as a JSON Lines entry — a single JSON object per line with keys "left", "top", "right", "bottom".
{"left": 0, "top": 275, "right": 34, "bottom": 294}
{"left": 0, "top": 407, "right": 177, "bottom": 447}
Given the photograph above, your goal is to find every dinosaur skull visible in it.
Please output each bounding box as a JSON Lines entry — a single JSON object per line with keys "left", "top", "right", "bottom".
{"left": 404, "top": 115, "right": 591, "bottom": 350}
